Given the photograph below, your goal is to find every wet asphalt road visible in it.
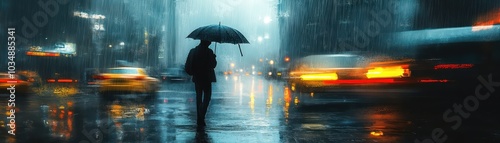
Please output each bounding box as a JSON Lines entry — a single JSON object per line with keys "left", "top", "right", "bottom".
{"left": 1, "top": 75, "right": 500, "bottom": 143}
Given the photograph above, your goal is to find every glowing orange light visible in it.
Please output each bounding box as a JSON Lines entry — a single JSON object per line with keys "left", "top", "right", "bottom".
{"left": 58, "top": 79, "right": 75, "bottom": 83}
{"left": 366, "top": 65, "right": 406, "bottom": 79}
{"left": 67, "top": 101, "right": 73, "bottom": 107}
{"left": 47, "top": 79, "right": 76, "bottom": 83}
{"left": 26, "top": 51, "right": 60, "bottom": 57}
{"left": 284, "top": 87, "right": 291, "bottom": 103}
{"left": 370, "top": 131, "right": 384, "bottom": 136}
{"left": 472, "top": 9, "right": 500, "bottom": 31}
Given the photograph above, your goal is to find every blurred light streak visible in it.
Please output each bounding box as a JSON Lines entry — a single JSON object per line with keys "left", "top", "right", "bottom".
{"left": 266, "top": 84, "right": 273, "bottom": 107}
{"left": 300, "top": 73, "right": 338, "bottom": 81}
{"left": 366, "top": 66, "right": 405, "bottom": 79}
{"left": 473, "top": 9, "right": 500, "bottom": 32}
{"left": 323, "top": 79, "right": 395, "bottom": 84}
{"left": 26, "top": 51, "right": 60, "bottom": 57}
{"left": 283, "top": 87, "right": 291, "bottom": 119}
{"left": 433, "top": 64, "right": 474, "bottom": 70}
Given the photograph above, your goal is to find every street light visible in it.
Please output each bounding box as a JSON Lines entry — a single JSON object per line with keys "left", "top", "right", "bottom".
{"left": 264, "top": 33, "right": 270, "bottom": 39}
{"left": 263, "top": 16, "right": 272, "bottom": 24}
{"left": 269, "top": 60, "right": 274, "bottom": 65}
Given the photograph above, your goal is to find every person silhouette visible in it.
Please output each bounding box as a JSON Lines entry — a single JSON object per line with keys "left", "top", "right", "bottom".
{"left": 185, "top": 40, "right": 217, "bottom": 127}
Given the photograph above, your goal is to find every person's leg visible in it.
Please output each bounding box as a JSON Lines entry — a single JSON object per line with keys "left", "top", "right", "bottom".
{"left": 201, "top": 82, "right": 212, "bottom": 121}
{"left": 194, "top": 82, "right": 203, "bottom": 125}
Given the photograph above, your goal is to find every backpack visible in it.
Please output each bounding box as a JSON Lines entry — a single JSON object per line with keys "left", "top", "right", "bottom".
{"left": 185, "top": 49, "right": 195, "bottom": 75}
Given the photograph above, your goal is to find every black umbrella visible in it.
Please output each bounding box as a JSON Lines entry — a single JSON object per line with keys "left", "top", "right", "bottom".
{"left": 187, "top": 23, "right": 249, "bottom": 56}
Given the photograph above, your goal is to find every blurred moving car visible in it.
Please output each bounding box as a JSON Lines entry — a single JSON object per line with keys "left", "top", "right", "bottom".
{"left": 96, "top": 67, "right": 160, "bottom": 94}
{"left": 0, "top": 73, "right": 32, "bottom": 93}
{"left": 288, "top": 54, "right": 370, "bottom": 92}
{"left": 160, "top": 68, "right": 191, "bottom": 82}
{"left": 288, "top": 54, "right": 413, "bottom": 92}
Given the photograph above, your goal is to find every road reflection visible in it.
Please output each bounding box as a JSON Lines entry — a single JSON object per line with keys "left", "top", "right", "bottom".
{"left": 0, "top": 76, "right": 434, "bottom": 142}
{"left": 363, "top": 106, "right": 406, "bottom": 142}
{"left": 97, "top": 97, "right": 152, "bottom": 142}
{"left": 283, "top": 86, "right": 292, "bottom": 121}
{"left": 41, "top": 101, "right": 74, "bottom": 141}
{"left": 281, "top": 86, "right": 410, "bottom": 142}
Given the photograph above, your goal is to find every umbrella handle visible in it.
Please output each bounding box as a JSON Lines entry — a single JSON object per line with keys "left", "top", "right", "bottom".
{"left": 215, "top": 42, "right": 217, "bottom": 53}
{"left": 238, "top": 44, "right": 243, "bottom": 57}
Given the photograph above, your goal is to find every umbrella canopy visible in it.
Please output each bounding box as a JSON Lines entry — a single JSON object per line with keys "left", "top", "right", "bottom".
{"left": 187, "top": 24, "right": 250, "bottom": 44}
{"left": 187, "top": 24, "right": 249, "bottom": 56}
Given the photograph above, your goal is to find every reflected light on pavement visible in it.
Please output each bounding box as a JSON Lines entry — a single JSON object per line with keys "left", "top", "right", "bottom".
{"left": 266, "top": 83, "right": 273, "bottom": 116}
{"left": 266, "top": 84, "right": 273, "bottom": 107}
{"left": 283, "top": 87, "right": 291, "bottom": 120}
{"left": 370, "top": 131, "right": 384, "bottom": 136}
{"left": 250, "top": 78, "right": 255, "bottom": 114}
{"left": 44, "top": 102, "right": 74, "bottom": 141}
{"left": 249, "top": 93, "right": 255, "bottom": 114}
{"left": 6, "top": 135, "right": 15, "bottom": 143}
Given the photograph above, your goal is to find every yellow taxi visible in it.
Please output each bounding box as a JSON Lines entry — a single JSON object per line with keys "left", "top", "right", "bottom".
{"left": 97, "top": 67, "right": 160, "bottom": 94}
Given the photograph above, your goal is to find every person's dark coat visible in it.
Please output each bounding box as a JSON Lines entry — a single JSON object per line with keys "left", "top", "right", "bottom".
{"left": 185, "top": 46, "right": 217, "bottom": 83}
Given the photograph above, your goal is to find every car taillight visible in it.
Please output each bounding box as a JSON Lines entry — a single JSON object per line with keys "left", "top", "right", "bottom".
{"left": 47, "top": 79, "right": 77, "bottom": 83}
{"left": 0, "top": 79, "right": 22, "bottom": 83}
{"left": 94, "top": 75, "right": 109, "bottom": 80}
{"left": 58, "top": 79, "right": 76, "bottom": 83}
{"left": 434, "top": 64, "right": 474, "bottom": 70}
{"left": 135, "top": 76, "right": 145, "bottom": 80}
{"left": 366, "top": 66, "right": 406, "bottom": 79}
